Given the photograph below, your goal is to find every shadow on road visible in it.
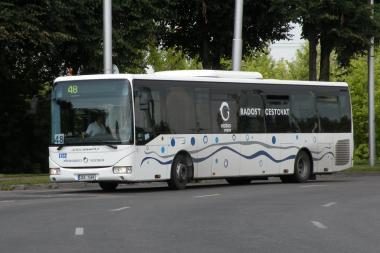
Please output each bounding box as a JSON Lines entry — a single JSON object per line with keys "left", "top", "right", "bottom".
{"left": 56, "top": 177, "right": 352, "bottom": 195}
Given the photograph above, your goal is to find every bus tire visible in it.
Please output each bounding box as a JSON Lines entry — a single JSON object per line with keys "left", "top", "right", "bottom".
{"left": 292, "top": 150, "right": 311, "bottom": 183}
{"left": 226, "top": 177, "right": 252, "bottom": 185}
{"left": 168, "top": 155, "right": 190, "bottom": 190}
{"left": 99, "top": 182, "right": 118, "bottom": 192}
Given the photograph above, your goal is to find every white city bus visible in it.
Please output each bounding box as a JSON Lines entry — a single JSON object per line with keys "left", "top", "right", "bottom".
{"left": 49, "top": 70, "right": 353, "bottom": 191}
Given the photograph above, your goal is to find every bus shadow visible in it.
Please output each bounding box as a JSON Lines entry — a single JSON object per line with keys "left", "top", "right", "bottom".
{"left": 58, "top": 177, "right": 352, "bottom": 195}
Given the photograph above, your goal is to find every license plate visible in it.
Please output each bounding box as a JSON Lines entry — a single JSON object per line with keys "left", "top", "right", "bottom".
{"left": 78, "top": 174, "right": 97, "bottom": 181}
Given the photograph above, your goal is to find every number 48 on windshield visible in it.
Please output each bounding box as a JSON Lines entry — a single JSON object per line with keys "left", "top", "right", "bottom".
{"left": 67, "top": 85, "right": 78, "bottom": 94}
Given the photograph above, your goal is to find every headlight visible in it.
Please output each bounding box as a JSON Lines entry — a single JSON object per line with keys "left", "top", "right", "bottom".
{"left": 50, "top": 168, "right": 60, "bottom": 175}
{"left": 113, "top": 166, "right": 132, "bottom": 174}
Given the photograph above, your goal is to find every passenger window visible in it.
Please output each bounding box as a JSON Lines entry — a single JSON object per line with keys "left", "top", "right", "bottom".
{"left": 238, "top": 90, "right": 265, "bottom": 133}
{"left": 316, "top": 95, "right": 340, "bottom": 133}
{"left": 265, "top": 95, "right": 291, "bottom": 133}
{"left": 290, "top": 93, "right": 318, "bottom": 133}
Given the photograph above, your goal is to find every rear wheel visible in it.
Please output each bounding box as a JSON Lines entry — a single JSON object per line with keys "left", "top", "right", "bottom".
{"left": 281, "top": 151, "right": 312, "bottom": 183}
{"left": 99, "top": 182, "right": 118, "bottom": 192}
{"left": 292, "top": 150, "right": 311, "bottom": 183}
{"left": 168, "top": 155, "right": 191, "bottom": 190}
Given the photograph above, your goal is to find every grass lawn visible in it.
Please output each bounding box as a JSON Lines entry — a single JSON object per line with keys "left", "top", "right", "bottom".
{"left": 0, "top": 174, "right": 50, "bottom": 191}
{"left": 344, "top": 163, "right": 380, "bottom": 173}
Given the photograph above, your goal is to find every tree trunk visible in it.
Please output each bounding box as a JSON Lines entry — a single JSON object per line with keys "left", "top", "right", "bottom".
{"left": 319, "top": 36, "right": 333, "bottom": 81}
{"left": 308, "top": 36, "right": 318, "bottom": 81}
{"left": 201, "top": 37, "right": 211, "bottom": 69}
{"left": 200, "top": 0, "right": 211, "bottom": 69}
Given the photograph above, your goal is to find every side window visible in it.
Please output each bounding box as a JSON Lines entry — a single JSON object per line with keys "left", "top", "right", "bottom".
{"left": 238, "top": 90, "right": 265, "bottom": 133}
{"left": 194, "top": 88, "right": 211, "bottom": 133}
{"left": 166, "top": 86, "right": 196, "bottom": 134}
{"left": 338, "top": 90, "right": 352, "bottom": 133}
{"left": 317, "top": 90, "right": 351, "bottom": 133}
{"left": 134, "top": 82, "right": 202, "bottom": 144}
{"left": 264, "top": 95, "right": 291, "bottom": 133}
{"left": 290, "top": 92, "right": 318, "bottom": 133}
{"left": 134, "top": 86, "right": 168, "bottom": 144}
{"left": 210, "top": 88, "right": 239, "bottom": 133}
{"left": 316, "top": 95, "right": 340, "bottom": 133}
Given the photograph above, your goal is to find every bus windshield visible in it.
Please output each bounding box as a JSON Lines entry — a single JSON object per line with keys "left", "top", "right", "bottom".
{"left": 51, "top": 79, "right": 133, "bottom": 146}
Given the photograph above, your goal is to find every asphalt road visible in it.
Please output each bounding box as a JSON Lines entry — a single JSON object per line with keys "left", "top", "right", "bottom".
{"left": 0, "top": 174, "right": 379, "bottom": 253}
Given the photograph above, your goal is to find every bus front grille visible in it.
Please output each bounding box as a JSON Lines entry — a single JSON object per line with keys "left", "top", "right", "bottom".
{"left": 335, "top": 139, "right": 350, "bottom": 166}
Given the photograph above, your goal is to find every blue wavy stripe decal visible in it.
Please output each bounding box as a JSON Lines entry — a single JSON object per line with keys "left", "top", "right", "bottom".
{"left": 313, "top": 152, "right": 335, "bottom": 161}
{"left": 144, "top": 140, "right": 299, "bottom": 159}
{"left": 193, "top": 146, "right": 296, "bottom": 164}
{"left": 141, "top": 146, "right": 295, "bottom": 166}
{"left": 311, "top": 146, "right": 332, "bottom": 155}
{"left": 140, "top": 157, "right": 173, "bottom": 166}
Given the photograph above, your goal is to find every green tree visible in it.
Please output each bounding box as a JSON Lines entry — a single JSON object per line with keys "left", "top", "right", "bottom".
{"left": 220, "top": 49, "right": 295, "bottom": 80}
{"left": 147, "top": 46, "right": 202, "bottom": 72}
{"left": 295, "top": 0, "right": 379, "bottom": 81}
{"left": 0, "top": 0, "right": 159, "bottom": 171}
{"left": 157, "top": 0, "right": 296, "bottom": 69}
{"left": 286, "top": 44, "right": 310, "bottom": 80}
{"left": 340, "top": 51, "right": 380, "bottom": 160}
{"left": 241, "top": 50, "right": 291, "bottom": 79}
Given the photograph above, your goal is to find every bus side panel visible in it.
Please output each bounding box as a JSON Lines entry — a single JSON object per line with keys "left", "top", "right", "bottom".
{"left": 316, "top": 133, "right": 334, "bottom": 173}
{"left": 240, "top": 134, "right": 266, "bottom": 176}
{"left": 275, "top": 134, "right": 301, "bottom": 175}
{"left": 193, "top": 134, "right": 220, "bottom": 178}
{"left": 240, "top": 134, "right": 286, "bottom": 176}
{"left": 135, "top": 144, "right": 170, "bottom": 181}
{"left": 209, "top": 134, "right": 241, "bottom": 177}
{"left": 302, "top": 133, "right": 320, "bottom": 174}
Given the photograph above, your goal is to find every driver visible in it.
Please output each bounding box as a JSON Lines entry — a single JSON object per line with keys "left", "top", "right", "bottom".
{"left": 85, "top": 114, "right": 106, "bottom": 137}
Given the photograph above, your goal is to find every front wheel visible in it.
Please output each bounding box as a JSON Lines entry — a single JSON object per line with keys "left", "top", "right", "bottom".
{"left": 99, "top": 182, "right": 118, "bottom": 192}
{"left": 168, "top": 155, "right": 190, "bottom": 190}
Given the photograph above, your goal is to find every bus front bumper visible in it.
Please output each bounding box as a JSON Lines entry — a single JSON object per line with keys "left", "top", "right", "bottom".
{"left": 49, "top": 166, "right": 134, "bottom": 183}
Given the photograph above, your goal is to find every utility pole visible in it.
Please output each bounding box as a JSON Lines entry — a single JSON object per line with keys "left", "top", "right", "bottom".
{"left": 232, "top": 0, "right": 243, "bottom": 71}
{"left": 368, "top": 0, "right": 376, "bottom": 166}
{"left": 103, "top": 0, "right": 112, "bottom": 74}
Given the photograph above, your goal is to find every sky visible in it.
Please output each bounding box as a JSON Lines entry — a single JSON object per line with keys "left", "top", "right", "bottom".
{"left": 269, "top": 23, "right": 305, "bottom": 61}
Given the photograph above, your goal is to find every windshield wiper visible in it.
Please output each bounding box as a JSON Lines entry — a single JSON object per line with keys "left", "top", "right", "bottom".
{"left": 56, "top": 143, "right": 118, "bottom": 150}
{"left": 106, "top": 144, "right": 118, "bottom": 149}
{"left": 57, "top": 145, "right": 65, "bottom": 150}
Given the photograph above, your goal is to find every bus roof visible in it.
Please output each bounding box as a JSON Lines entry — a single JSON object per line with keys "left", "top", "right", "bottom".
{"left": 53, "top": 70, "right": 348, "bottom": 87}
{"left": 152, "top": 70, "right": 263, "bottom": 79}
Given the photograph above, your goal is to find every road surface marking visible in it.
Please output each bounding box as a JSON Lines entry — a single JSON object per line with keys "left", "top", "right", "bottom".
{"left": 311, "top": 221, "right": 328, "bottom": 229}
{"left": 194, "top": 194, "right": 220, "bottom": 198}
{"left": 300, "top": 184, "right": 327, "bottom": 188}
{"left": 0, "top": 200, "right": 15, "bottom": 204}
{"left": 75, "top": 227, "right": 84, "bottom": 236}
{"left": 110, "top": 206, "right": 131, "bottom": 212}
{"left": 322, "top": 202, "right": 336, "bottom": 207}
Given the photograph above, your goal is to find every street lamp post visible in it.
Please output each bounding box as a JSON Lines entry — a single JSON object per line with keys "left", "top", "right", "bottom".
{"left": 232, "top": 0, "right": 243, "bottom": 71}
{"left": 368, "top": 0, "right": 376, "bottom": 166}
{"left": 103, "top": 0, "right": 112, "bottom": 74}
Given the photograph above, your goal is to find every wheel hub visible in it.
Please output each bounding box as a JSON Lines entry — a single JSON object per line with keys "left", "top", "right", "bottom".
{"left": 298, "top": 157, "right": 308, "bottom": 176}
{"left": 176, "top": 163, "right": 187, "bottom": 181}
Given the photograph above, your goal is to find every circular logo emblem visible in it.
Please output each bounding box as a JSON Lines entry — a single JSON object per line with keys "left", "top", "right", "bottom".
{"left": 219, "top": 102, "right": 230, "bottom": 122}
{"left": 83, "top": 157, "right": 88, "bottom": 163}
